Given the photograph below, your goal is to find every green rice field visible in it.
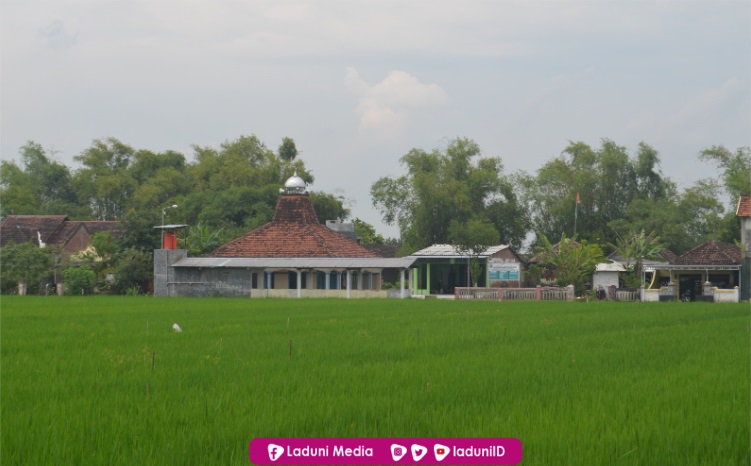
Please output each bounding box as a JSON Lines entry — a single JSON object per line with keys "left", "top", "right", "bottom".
{"left": 1, "top": 296, "right": 749, "bottom": 465}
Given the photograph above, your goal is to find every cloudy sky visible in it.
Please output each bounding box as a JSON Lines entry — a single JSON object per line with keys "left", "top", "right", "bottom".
{"left": 2, "top": 1, "right": 749, "bottom": 237}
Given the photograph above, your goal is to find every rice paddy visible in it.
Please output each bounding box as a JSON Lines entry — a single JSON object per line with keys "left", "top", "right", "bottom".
{"left": 1, "top": 296, "right": 748, "bottom": 465}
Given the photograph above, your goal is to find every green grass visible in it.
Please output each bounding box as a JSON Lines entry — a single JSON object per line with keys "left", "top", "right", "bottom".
{"left": 1, "top": 296, "right": 749, "bottom": 465}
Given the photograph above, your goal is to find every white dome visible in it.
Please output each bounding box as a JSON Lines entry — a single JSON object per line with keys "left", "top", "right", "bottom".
{"left": 283, "top": 171, "right": 306, "bottom": 193}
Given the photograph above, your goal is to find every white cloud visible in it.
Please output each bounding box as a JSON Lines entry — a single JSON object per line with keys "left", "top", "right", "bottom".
{"left": 345, "top": 67, "right": 449, "bottom": 139}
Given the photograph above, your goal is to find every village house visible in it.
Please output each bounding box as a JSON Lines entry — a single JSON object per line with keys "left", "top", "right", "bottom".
{"left": 0, "top": 215, "right": 121, "bottom": 294}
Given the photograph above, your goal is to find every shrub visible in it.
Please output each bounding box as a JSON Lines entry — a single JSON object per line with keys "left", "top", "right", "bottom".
{"left": 63, "top": 266, "right": 96, "bottom": 295}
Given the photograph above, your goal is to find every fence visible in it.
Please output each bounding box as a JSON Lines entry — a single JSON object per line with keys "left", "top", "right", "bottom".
{"left": 455, "top": 286, "right": 575, "bottom": 301}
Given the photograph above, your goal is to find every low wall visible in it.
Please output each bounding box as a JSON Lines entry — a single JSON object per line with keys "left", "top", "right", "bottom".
{"left": 713, "top": 287, "right": 739, "bottom": 303}
{"left": 250, "top": 289, "right": 388, "bottom": 299}
{"left": 456, "top": 286, "right": 574, "bottom": 301}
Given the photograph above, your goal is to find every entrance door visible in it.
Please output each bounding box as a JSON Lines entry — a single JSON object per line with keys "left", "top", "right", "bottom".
{"left": 678, "top": 274, "right": 702, "bottom": 301}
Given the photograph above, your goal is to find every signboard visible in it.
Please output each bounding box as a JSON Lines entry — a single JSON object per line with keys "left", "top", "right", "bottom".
{"left": 487, "top": 259, "right": 519, "bottom": 280}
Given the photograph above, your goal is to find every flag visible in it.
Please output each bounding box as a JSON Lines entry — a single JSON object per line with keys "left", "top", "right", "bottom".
{"left": 576, "top": 192, "right": 581, "bottom": 204}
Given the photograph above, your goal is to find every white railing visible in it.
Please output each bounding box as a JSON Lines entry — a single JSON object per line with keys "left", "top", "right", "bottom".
{"left": 455, "top": 286, "right": 575, "bottom": 301}
{"left": 615, "top": 289, "right": 640, "bottom": 301}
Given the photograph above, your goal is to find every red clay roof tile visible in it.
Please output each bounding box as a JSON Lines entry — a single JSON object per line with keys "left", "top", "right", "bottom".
{"left": 737, "top": 195, "right": 751, "bottom": 217}
{"left": 674, "top": 241, "right": 741, "bottom": 265}
{"left": 211, "top": 194, "right": 378, "bottom": 258}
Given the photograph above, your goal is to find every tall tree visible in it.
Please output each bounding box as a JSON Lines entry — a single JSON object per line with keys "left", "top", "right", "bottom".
{"left": 371, "top": 137, "right": 527, "bottom": 252}
{"left": 73, "top": 137, "right": 136, "bottom": 220}
{"left": 522, "top": 139, "right": 674, "bottom": 250}
{"left": 278, "top": 137, "right": 298, "bottom": 162}
{"left": 448, "top": 216, "right": 500, "bottom": 286}
{"left": 699, "top": 145, "right": 751, "bottom": 201}
{"left": 0, "top": 142, "right": 84, "bottom": 217}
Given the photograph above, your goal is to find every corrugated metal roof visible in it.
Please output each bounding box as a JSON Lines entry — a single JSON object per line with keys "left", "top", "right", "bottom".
{"left": 409, "top": 244, "right": 509, "bottom": 258}
{"left": 172, "top": 257, "right": 416, "bottom": 270}
{"left": 595, "top": 262, "right": 627, "bottom": 272}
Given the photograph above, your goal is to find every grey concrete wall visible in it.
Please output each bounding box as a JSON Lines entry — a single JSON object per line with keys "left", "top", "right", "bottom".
{"left": 153, "top": 249, "right": 187, "bottom": 296}
{"left": 169, "top": 267, "right": 252, "bottom": 297}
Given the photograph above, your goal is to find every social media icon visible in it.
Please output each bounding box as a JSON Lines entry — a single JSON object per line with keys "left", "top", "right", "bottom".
{"left": 411, "top": 444, "right": 428, "bottom": 461}
{"left": 391, "top": 444, "right": 407, "bottom": 461}
{"left": 434, "top": 444, "right": 450, "bottom": 462}
{"left": 267, "top": 443, "right": 284, "bottom": 462}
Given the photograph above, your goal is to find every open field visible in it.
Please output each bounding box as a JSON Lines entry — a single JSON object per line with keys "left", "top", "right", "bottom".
{"left": 1, "top": 296, "right": 749, "bottom": 465}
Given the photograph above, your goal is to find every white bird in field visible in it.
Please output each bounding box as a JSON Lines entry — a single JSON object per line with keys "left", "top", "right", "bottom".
{"left": 172, "top": 323, "right": 182, "bottom": 333}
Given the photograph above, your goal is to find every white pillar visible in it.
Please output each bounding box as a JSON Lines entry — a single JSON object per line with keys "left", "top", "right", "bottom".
{"left": 400, "top": 269, "right": 406, "bottom": 299}
{"left": 358, "top": 270, "right": 363, "bottom": 290}
{"left": 346, "top": 270, "right": 352, "bottom": 299}
{"left": 296, "top": 270, "right": 302, "bottom": 298}
{"left": 325, "top": 271, "right": 331, "bottom": 290}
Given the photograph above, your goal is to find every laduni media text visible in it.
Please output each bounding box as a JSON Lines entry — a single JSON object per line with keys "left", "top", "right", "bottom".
{"left": 284, "top": 444, "right": 374, "bottom": 459}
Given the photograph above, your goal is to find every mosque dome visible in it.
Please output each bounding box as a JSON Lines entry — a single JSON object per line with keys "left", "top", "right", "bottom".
{"left": 284, "top": 171, "right": 306, "bottom": 194}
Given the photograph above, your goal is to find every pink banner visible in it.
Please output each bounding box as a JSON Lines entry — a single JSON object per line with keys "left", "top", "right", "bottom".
{"left": 249, "top": 438, "right": 522, "bottom": 465}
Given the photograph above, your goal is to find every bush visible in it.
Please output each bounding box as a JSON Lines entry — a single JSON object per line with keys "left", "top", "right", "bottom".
{"left": 63, "top": 266, "right": 96, "bottom": 295}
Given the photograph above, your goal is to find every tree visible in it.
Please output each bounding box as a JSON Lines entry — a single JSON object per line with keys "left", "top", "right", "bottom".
{"left": 353, "top": 218, "right": 385, "bottom": 245}
{"left": 371, "top": 137, "right": 526, "bottom": 252}
{"left": 448, "top": 217, "right": 499, "bottom": 286}
{"left": 0, "top": 242, "right": 56, "bottom": 294}
{"left": 112, "top": 248, "right": 153, "bottom": 294}
{"left": 610, "top": 228, "right": 664, "bottom": 288}
{"left": 522, "top": 139, "right": 672, "bottom": 249}
{"left": 73, "top": 137, "right": 136, "bottom": 220}
{"left": 534, "top": 233, "right": 605, "bottom": 296}
{"left": 699, "top": 145, "right": 751, "bottom": 201}
{"left": 0, "top": 142, "right": 85, "bottom": 217}
{"left": 62, "top": 266, "right": 96, "bottom": 295}
{"left": 180, "top": 222, "right": 224, "bottom": 256}
{"left": 278, "top": 137, "right": 298, "bottom": 162}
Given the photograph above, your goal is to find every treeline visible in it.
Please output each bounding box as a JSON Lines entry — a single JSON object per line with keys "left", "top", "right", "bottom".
{"left": 1, "top": 135, "right": 351, "bottom": 251}
{"left": 372, "top": 137, "right": 750, "bottom": 255}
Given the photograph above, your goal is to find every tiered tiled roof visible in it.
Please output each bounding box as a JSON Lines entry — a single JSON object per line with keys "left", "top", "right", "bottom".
{"left": 737, "top": 195, "right": 751, "bottom": 217}
{"left": 674, "top": 241, "right": 741, "bottom": 266}
{"left": 210, "top": 194, "right": 378, "bottom": 258}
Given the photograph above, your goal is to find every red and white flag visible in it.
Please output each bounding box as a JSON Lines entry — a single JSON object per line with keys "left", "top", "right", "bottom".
{"left": 576, "top": 192, "right": 581, "bottom": 204}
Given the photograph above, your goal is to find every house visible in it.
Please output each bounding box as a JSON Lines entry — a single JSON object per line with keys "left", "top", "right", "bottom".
{"left": 0, "top": 215, "right": 122, "bottom": 294}
{"left": 154, "top": 173, "right": 416, "bottom": 298}
{"left": 407, "top": 243, "right": 527, "bottom": 295}
{"left": 0, "top": 215, "right": 121, "bottom": 254}
{"left": 641, "top": 241, "right": 741, "bottom": 302}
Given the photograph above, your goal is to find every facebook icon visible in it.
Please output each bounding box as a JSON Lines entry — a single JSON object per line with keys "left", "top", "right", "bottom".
{"left": 267, "top": 443, "right": 284, "bottom": 462}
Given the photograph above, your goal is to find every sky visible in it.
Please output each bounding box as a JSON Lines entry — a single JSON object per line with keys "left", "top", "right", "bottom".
{"left": 2, "top": 1, "right": 750, "bottom": 238}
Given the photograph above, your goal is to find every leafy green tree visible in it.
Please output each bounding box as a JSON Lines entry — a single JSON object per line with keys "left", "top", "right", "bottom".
{"left": 610, "top": 229, "right": 664, "bottom": 288}
{"left": 62, "top": 266, "right": 96, "bottom": 295}
{"left": 0, "top": 242, "right": 56, "bottom": 294}
{"left": 180, "top": 222, "right": 224, "bottom": 256}
{"left": 371, "top": 137, "right": 526, "bottom": 252}
{"left": 278, "top": 137, "right": 298, "bottom": 162}
{"left": 0, "top": 142, "right": 85, "bottom": 217}
{"left": 448, "top": 217, "right": 500, "bottom": 286}
{"left": 113, "top": 248, "right": 153, "bottom": 294}
{"left": 353, "top": 218, "right": 385, "bottom": 245}
{"left": 699, "top": 145, "right": 751, "bottom": 200}
{"left": 534, "top": 233, "right": 605, "bottom": 296}
{"left": 522, "top": 139, "right": 673, "bottom": 249}
{"left": 73, "top": 137, "right": 136, "bottom": 220}
{"left": 310, "top": 191, "right": 350, "bottom": 223}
